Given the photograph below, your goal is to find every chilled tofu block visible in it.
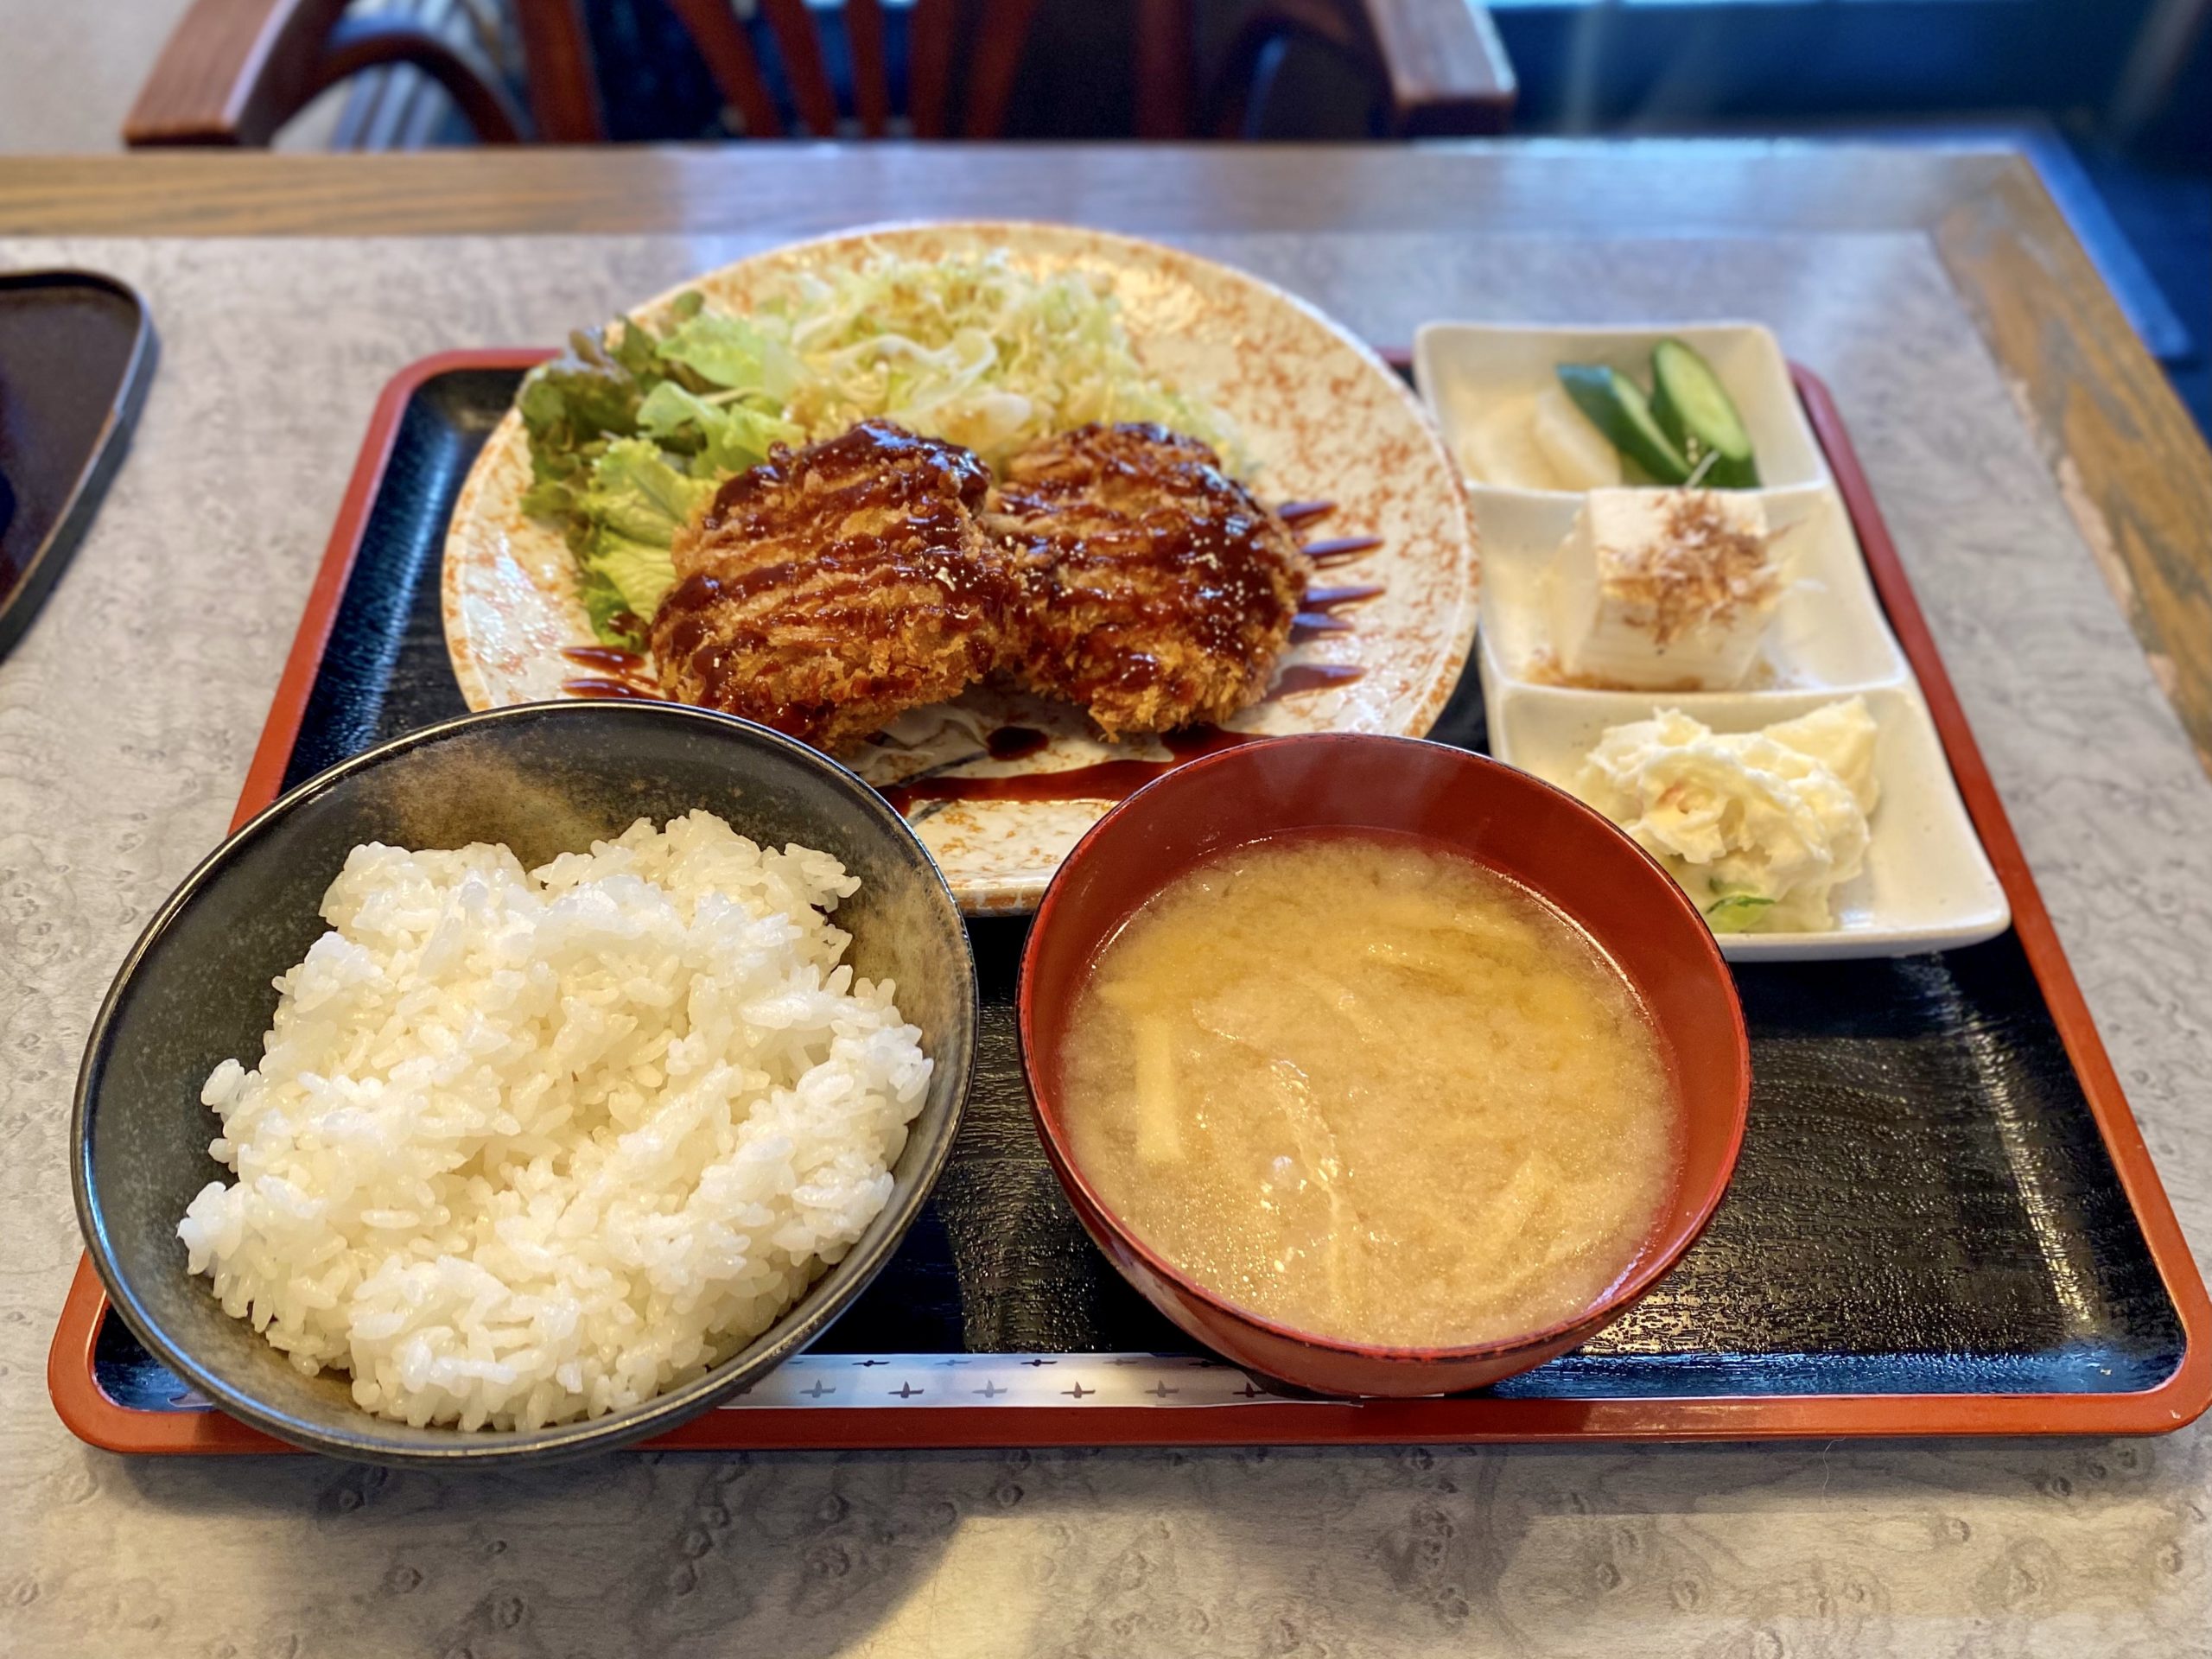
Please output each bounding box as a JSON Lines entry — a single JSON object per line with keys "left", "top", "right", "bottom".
{"left": 1548, "top": 488, "right": 1783, "bottom": 688}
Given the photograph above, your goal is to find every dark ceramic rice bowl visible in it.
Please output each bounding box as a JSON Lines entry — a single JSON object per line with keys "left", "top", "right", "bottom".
{"left": 73, "top": 702, "right": 976, "bottom": 1465}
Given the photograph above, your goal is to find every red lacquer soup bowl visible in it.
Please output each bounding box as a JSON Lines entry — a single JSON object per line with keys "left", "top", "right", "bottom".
{"left": 1017, "top": 733, "right": 1751, "bottom": 1398}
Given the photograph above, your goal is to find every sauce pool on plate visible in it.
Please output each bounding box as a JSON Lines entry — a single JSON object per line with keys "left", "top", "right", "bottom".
{"left": 1058, "top": 830, "right": 1681, "bottom": 1349}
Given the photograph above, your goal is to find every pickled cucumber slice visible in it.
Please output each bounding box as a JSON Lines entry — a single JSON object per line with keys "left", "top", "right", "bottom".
{"left": 1556, "top": 364, "right": 1693, "bottom": 486}
{"left": 1650, "top": 339, "right": 1759, "bottom": 488}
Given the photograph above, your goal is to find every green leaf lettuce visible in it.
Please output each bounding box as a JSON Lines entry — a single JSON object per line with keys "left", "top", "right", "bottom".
{"left": 569, "top": 439, "right": 715, "bottom": 645}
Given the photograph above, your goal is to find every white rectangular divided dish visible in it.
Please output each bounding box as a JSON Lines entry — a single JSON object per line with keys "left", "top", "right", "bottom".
{"left": 1471, "top": 485, "right": 1906, "bottom": 695}
{"left": 1414, "top": 321, "right": 1827, "bottom": 498}
{"left": 1418, "top": 317, "right": 2010, "bottom": 962}
{"left": 1488, "top": 683, "right": 2011, "bottom": 961}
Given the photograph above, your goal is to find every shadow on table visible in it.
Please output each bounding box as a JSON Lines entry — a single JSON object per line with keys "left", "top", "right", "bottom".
{"left": 105, "top": 1433, "right": 2188, "bottom": 1652}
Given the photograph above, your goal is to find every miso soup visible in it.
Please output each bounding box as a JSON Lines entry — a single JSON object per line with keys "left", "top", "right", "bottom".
{"left": 1058, "top": 830, "right": 1679, "bottom": 1348}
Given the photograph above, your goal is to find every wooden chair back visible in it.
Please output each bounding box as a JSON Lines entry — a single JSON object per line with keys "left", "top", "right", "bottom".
{"left": 582, "top": 0, "right": 1181, "bottom": 142}
{"left": 129, "top": 0, "right": 1511, "bottom": 149}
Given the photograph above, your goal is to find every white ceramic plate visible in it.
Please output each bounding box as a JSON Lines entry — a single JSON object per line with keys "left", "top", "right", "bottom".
{"left": 1417, "top": 318, "right": 2007, "bottom": 961}
{"left": 443, "top": 223, "right": 1480, "bottom": 913}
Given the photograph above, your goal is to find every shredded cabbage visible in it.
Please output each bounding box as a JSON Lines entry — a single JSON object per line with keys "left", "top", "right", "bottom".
{"left": 766, "top": 251, "right": 1240, "bottom": 467}
{"left": 517, "top": 251, "right": 1240, "bottom": 647}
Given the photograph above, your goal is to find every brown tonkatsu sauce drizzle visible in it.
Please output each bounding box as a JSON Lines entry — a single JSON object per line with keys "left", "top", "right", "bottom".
{"left": 1005, "top": 504, "right": 1299, "bottom": 691}
{"left": 654, "top": 537, "right": 1007, "bottom": 719}
{"left": 982, "top": 429, "right": 1314, "bottom": 736}
{"left": 1301, "top": 535, "right": 1383, "bottom": 568}
{"left": 560, "top": 644, "right": 662, "bottom": 704}
{"left": 1160, "top": 725, "right": 1237, "bottom": 757}
{"left": 650, "top": 423, "right": 1009, "bottom": 741}
{"left": 985, "top": 726, "right": 1052, "bottom": 760}
{"left": 1265, "top": 664, "right": 1368, "bottom": 700}
{"left": 562, "top": 677, "right": 665, "bottom": 702}
{"left": 561, "top": 645, "right": 648, "bottom": 673}
{"left": 1284, "top": 511, "right": 1380, "bottom": 641}
{"left": 1304, "top": 583, "right": 1384, "bottom": 612}
{"left": 880, "top": 725, "right": 1261, "bottom": 813}
{"left": 1274, "top": 559, "right": 1371, "bottom": 690}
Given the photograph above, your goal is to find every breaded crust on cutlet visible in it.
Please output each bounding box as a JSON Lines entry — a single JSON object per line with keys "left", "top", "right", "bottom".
{"left": 982, "top": 423, "right": 1311, "bottom": 737}
{"left": 650, "top": 420, "right": 1020, "bottom": 752}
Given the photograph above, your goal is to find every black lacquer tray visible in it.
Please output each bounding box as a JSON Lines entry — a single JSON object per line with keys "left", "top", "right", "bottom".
{"left": 50, "top": 352, "right": 2209, "bottom": 1451}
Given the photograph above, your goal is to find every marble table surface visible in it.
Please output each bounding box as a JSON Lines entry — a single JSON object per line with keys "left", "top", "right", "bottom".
{"left": 3, "top": 231, "right": 2209, "bottom": 1658}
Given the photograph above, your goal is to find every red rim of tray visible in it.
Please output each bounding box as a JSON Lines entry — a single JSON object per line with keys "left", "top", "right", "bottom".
{"left": 46, "top": 349, "right": 2212, "bottom": 1452}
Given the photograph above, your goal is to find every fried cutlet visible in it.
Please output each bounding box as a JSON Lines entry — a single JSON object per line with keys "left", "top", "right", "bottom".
{"left": 650, "top": 420, "right": 1019, "bottom": 751}
{"left": 984, "top": 423, "right": 1311, "bottom": 737}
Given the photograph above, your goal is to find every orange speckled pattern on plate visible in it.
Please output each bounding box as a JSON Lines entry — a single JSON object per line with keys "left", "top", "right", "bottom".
{"left": 442, "top": 223, "right": 1480, "bottom": 912}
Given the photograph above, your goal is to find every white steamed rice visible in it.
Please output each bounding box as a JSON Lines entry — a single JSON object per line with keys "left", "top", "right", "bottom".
{"left": 177, "top": 810, "right": 931, "bottom": 1432}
